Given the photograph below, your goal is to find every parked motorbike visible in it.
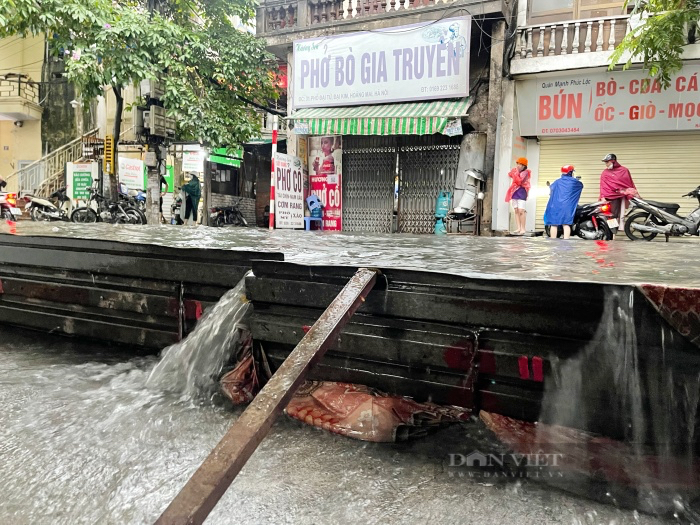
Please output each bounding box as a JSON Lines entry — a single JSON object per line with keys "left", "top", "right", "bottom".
{"left": 25, "top": 187, "right": 71, "bottom": 221}
{"left": 544, "top": 200, "right": 615, "bottom": 240}
{"left": 624, "top": 185, "right": 700, "bottom": 241}
{"left": 0, "top": 191, "right": 21, "bottom": 220}
{"left": 210, "top": 200, "right": 248, "bottom": 227}
{"left": 117, "top": 183, "right": 147, "bottom": 224}
{"left": 171, "top": 194, "right": 183, "bottom": 225}
{"left": 71, "top": 187, "right": 144, "bottom": 224}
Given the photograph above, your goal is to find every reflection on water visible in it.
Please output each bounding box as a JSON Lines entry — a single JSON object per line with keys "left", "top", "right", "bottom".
{"left": 1, "top": 221, "right": 699, "bottom": 286}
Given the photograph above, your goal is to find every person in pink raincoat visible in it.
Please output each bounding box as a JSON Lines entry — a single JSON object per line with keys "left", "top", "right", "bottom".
{"left": 505, "top": 157, "right": 531, "bottom": 235}
{"left": 599, "top": 153, "right": 638, "bottom": 238}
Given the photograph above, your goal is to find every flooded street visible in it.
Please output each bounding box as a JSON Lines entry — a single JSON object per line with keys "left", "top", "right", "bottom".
{"left": 0, "top": 222, "right": 695, "bottom": 524}
{"left": 2, "top": 221, "right": 700, "bottom": 286}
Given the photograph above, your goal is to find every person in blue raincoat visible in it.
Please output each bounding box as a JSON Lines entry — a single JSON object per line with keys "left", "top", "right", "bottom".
{"left": 544, "top": 165, "right": 583, "bottom": 239}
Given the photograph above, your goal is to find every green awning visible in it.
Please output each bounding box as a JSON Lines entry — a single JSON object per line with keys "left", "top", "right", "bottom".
{"left": 287, "top": 98, "right": 471, "bottom": 136}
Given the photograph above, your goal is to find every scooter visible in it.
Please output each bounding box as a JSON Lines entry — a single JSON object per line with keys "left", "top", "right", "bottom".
{"left": 170, "top": 194, "right": 184, "bottom": 225}
{"left": 0, "top": 191, "right": 22, "bottom": 220}
{"left": 25, "top": 187, "right": 71, "bottom": 221}
{"left": 624, "top": 185, "right": 700, "bottom": 241}
{"left": 545, "top": 200, "right": 615, "bottom": 240}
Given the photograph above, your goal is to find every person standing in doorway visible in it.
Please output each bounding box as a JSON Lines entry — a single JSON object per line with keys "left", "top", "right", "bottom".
{"left": 544, "top": 165, "right": 584, "bottom": 239}
{"left": 599, "top": 153, "right": 638, "bottom": 238}
{"left": 182, "top": 173, "right": 201, "bottom": 226}
{"left": 159, "top": 173, "right": 169, "bottom": 224}
{"left": 505, "top": 157, "right": 531, "bottom": 235}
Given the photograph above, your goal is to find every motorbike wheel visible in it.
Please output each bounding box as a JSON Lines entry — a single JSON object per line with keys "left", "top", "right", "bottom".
{"left": 624, "top": 211, "right": 661, "bottom": 241}
{"left": 71, "top": 207, "right": 98, "bottom": 223}
{"left": 124, "top": 208, "right": 144, "bottom": 225}
{"left": 576, "top": 220, "right": 613, "bottom": 241}
{"left": 2, "top": 209, "right": 13, "bottom": 220}
{"left": 214, "top": 216, "right": 225, "bottom": 227}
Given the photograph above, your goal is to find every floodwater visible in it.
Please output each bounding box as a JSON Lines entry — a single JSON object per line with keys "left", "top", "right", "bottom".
{"left": 0, "top": 222, "right": 695, "bottom": 524}
{"left": 2, "top": 221, "right": 699, "bottom": 287}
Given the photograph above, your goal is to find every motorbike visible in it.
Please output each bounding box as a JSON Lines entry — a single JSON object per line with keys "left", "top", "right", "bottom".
{"left": 0, "top": 191, "right": 22, "bottom": 220}
{"left": 25, "top": 187, "right": 71, "bottom": 221}
{"left": 210, "top": 200, "right": 248, "bottom": 227}
{"left": 171, "top": 194, "right": 183, "bottom": 225}
{"left": 624, "top": 185, "right": 700, "bottom": 241}
{"left": 70, "top": 187, "right": 144, "bottom": 224}
{"left": 544, "top": 200, "right": 615, "bottom": 240}
{"left": 117, "top": 183, "right": 147, "bottom": 224}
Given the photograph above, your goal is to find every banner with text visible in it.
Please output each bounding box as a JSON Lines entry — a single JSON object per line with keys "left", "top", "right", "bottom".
{"left": 309, "top": 136, "right": 342, "bottom": 231}
{"left": 293, "top": 17, "right": 470, "bottom": 109}
{"left": 118, "top": 157, "right": 147, "bottom": 191}
{"left": 517, "top": 66, "right": 700, "bottom": 136}
{"left": 274, "top": 152, "right": 305, "bottom": 229}
{"left": 66, "top": 162, "right": 99, "bottom": 202}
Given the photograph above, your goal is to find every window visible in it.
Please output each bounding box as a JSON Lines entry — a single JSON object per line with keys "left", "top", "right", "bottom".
{"left": 528, "top": 0, "right": 625, "bottom": 24}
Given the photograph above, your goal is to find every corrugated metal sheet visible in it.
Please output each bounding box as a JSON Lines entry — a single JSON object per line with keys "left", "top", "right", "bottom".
{"left": 535, "top": 133, "right": 700, "bottom": 230}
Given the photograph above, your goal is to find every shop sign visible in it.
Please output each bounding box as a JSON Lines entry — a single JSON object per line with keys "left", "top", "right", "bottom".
{"left": 118, "top": 157, "right": 147, "bottom": 190}
{"left": 274, "top": 152, "right": 305, "bottom": 229}
{"left": 293, "top": 16, "right": 470, "bottom": 109}
{"left": 518, "top": 66, "right": 700, "bottom": 136}
{"left": 66, "top": 162, "right": 99, "bottom": 201}
{"left": 182, "top": 146, "right": 204, "bottom": 172}
{"left": 293, "top": 122, "right": 310, "bottom": 135}
{"left": 309, "top": 136, "right": 342, "bottom": 231}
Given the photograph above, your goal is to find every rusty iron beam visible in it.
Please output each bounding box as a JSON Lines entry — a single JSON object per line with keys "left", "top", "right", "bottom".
{"left": 154, "top": 268, "right": 379, "bottom": 525}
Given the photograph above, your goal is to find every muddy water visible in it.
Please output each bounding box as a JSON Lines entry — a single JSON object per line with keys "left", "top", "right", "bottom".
{"left": 0, "top": 222, "right": 691, "bottom": 524}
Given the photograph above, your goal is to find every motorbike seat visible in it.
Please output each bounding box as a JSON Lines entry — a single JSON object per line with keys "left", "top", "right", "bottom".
{"left": 645, "top": 200, "right": 680, "bottom": 211}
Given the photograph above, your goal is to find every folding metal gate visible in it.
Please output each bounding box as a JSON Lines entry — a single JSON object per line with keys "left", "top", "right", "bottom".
{"left": 397, "top": 136, "right": 461, "bottom": 234}
{"left": 342, "top": 136, "right": 396, "bottom": 233}
{"left": 342, "top": 135, "right": 461, "bottom": 234}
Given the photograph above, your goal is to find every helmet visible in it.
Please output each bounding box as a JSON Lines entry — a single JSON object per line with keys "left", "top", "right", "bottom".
{"left": 602, "top": 153, "right": 617, "bottom": 162}
{"left": 561, "top": 165, "right": 575, "bottom": 173}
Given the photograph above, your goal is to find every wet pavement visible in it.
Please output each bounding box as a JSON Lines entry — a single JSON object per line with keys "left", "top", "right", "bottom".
{"left": 1, "top": 221, "right": 699, "bottom": 287}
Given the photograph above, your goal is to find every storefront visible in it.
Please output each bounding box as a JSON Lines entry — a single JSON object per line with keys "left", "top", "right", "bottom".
{"left": 286, "top": 16, "right": 488, "bottom": 234}
{"left": 513, "top": 66, "right": 700, "bottom": 231}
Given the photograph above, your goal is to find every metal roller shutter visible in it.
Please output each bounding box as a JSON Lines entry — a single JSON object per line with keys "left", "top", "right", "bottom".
{"left": 535, "top": 132, "right": 700, "bottom": 231}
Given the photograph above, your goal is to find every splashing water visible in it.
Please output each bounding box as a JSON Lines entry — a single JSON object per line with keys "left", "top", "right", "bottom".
{"left": 540, "top": 287, "right": 700, "bottom": 515}
{"left": 146, "top": 274, "right": 251, "bottom": 401}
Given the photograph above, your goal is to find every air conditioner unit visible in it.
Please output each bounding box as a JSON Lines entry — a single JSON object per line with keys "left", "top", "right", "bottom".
{"left": 140, "top": 79, "right": 165, "bottom": 99}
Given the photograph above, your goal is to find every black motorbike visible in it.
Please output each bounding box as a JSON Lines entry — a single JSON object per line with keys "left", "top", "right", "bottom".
{"left": 625, "top": 186, "right": 700, "bottom": 241}
{"left": 545, "top": 200, "right": 615, "bottom": 240}
{"left": 70, "top": 187, "right": 144, "bottom": 224}
{"left": 210, "top": 200, "right": 248, "bottom": 227}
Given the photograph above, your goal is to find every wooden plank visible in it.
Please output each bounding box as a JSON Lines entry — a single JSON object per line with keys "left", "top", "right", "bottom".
{"left": 154, "top": 268, "right": 379, "bottom": 525}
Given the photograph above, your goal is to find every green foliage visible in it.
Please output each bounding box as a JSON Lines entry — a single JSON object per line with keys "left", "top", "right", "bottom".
{"left": 0, "top": 0, "right": 279, "bottom": 149}
{"left": 609, "top": 0, "right": 700, "bottom": 89}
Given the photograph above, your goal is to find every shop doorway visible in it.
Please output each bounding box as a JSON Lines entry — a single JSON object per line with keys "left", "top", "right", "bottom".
{"left": 343, "top": 135, "right": 461, "bottom": 234}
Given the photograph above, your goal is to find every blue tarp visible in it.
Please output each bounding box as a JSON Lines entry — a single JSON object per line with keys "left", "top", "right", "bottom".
{"left": 544, "top": 175, "right": 584, "bottom": 226}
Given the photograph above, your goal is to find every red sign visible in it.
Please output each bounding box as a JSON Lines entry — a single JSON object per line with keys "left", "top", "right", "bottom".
{"left": 309, "top": 136, "right": 342, "bottom": 231}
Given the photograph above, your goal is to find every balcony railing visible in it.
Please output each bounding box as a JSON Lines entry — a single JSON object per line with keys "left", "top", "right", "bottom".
{"left": 0, "top": 73, "right": 39, "bottom": 105}
{"left": 515, "top": 14, "right": 632, "bottom": 59}
{"left": 261, "top": 0, "right": 478, "bottom": 35}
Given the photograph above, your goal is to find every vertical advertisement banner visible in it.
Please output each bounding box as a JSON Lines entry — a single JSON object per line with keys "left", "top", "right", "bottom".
{"left": 308, "top": 136, "right": 342, "bottom": 231}
{"left": 298, "top": 137, "right": 309, "bottom": 199}
{"left": 118, "top": 157, "right": 147, "bottom": 190}
{"left": 273, "top": 152, "right": 305, "bottom": 228}
{"left": 66, "top": 162, "right": 99, "bottom": 202}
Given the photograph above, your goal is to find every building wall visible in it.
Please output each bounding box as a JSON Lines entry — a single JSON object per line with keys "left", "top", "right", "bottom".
{"left": 210, "top": 193, "right": 257, "bottom": 226}
{"left": 0, "top": 35, "right": 45, "bottom": 186}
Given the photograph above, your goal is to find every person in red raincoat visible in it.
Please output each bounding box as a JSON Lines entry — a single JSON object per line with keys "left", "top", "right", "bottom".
{"left": 599, "top": 153, "right": 638, "bottom": 237}
{"left": 505, "top": 157, "right": 531, "bottom": 235}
